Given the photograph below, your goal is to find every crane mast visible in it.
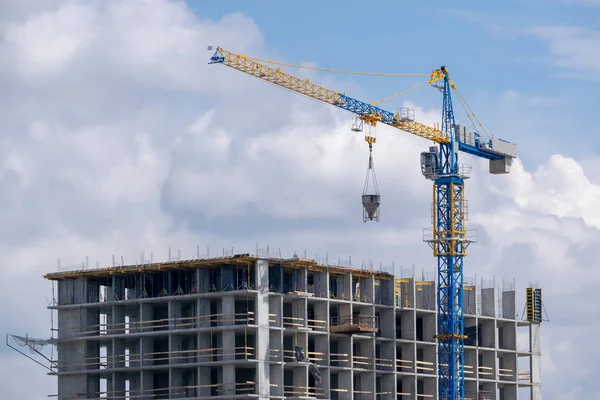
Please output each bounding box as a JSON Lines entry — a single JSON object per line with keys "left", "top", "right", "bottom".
{"left": 430, "top": 68, "right": 469, "bottom": 400}
{"left": 209, "top": 47, "right": 516, "bottom": 400}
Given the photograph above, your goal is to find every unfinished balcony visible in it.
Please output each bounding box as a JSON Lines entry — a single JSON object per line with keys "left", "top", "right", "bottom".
{"left": 330, "top": 315, "right": 378, "bottom": 335}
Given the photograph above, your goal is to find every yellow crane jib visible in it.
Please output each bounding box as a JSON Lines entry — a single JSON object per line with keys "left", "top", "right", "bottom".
{"left": 208, "top": 47, "right": 449, "bottom": 144}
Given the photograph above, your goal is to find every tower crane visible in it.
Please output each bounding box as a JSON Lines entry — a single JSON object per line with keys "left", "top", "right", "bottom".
{"left": 208, "top": 47, "right": 517, "bottom": 400}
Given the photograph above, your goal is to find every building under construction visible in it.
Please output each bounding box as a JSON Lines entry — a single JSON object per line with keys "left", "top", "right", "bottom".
{"left": 43, "top": 254, "right": 542, "bottom": 399}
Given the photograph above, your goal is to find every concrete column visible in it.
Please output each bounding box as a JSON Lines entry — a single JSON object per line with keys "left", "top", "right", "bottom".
{"left": 269, "top": 295, "right": 281, "bottom": 327}
{"left": 481, "top": 381, "right": 497, "bottom": 400}
{"left": 400, "top": 375, "right": 416, "bottom": 400}
{"left": 337, "top": 336, "right": 352, "bottom": 369}
{"left": 354, "top": 335, "right": 374, "bottom": 370}
{"left": 127, "top": 304, "right": 140, "bottom": 334}
{"left": 222, "top": 364, "right": 235, "bottom": 396}
{"left": 292, "top": 297, "right": 307, "bottom": 328}
{"left": 482, "top": 288, "right": 496, "bottom": 317}
{"left": 222, "top": 295, "right": 235, "bottom": 357}
{"left": 407, "top": 278, "right": 416, "bottom": 308}
{"left": 170, "top": 368, "right": 183, "bottom": 398}
{"left": 502, "top": 290, "right": 516, "bottom": 319}
{"left": 376, "top": 308, "right": 390, "bottom": 338}
{"left": 380, "top": 373, "right": 395, "bottom": 398}
{"left": 256, "top": 259, "right": 271, "bottom": 398}
{"left": 113, "top": 372, "right": 125, "bottom": 399}
{"left": 502, "top": 384, "right": 518, "bottom": 400}
{"left": 316, "top": 270, "right": 328, "bottom": 298}
{"left": 270, "top": 355, "right": 284, "bottom": 397}
{"left": 58, "top": 374, "right": 89, "bottom": 399}
{"left": 422, "top": 313, "right": 436, "bottom": 342}
{"left": 197, "top": 268, "right": 211, "bottom": 293}
{"left": 480, "top": 350, "right": 496, "bottom": 380}
{"left": 195, "top": 267, "right": 201, "bottom": 292}
{"left": 56, "top": 308, "right": 88, "bottom": 398}
{"left": 103, "top": 376, "right": 113, "bottom": 399}
{"left": 141, "top": 337, "right": 154, "bottom": 367}
{"left": 354, "top": 371, "right": 375, "bottom": 399}
{"left": 140, "top": 303, "right": 153, "bottom": 366}
{"left": 314, "top": 302, "right": 328, "bottom": 334}
{"left": 464, "top": 380, "right": 477, "bottom": 397}
{"left": 114, "top": 339, "right": 126, "bottom": 369}
{"left": 222, "top": 294, "right": 236, "bottom": 396}
{"left": 130, "top": 375, "right": 140, "bottom": 398}
{"left": 376, "top": 278, "right": 393, "bottom": 306}
{"left": 293, "top": 365, "right": 308, "bottom": 396}
{"left": 141, "top": 371, "right": 153, "bottom": 398}
{"left": 464, "top": 348, "right": 477, "bottom": 380}
{"left": 58, "top": 308, "right": 83, "bottom": 341}
{"left": 342, "top": 273, "right": 351, "bottom": 301}
{"left": 416, "top": 281, "right": 435, "bottom": 310}
{"left": 464, "top": 286, "right": 477, "bottom": 315}
{"left": 337, "top": 369, "right": 352, "bottom": 400}
{"left": 113, "top": 306, "right": 125, "bottom": 335}
{"left": 424, "top": 376, "right": 436, "bottom": 398}
{"left": 88, "top": 279, "right": 100, "bottom": 304}
{"left": 498, "top": 321, "right": 517, "bottom": 351}
{"left": 85, "top": 341, "right": 99, "bottom": 372}
{"left": 480, "top": 319, "right": 496, "bottom": 348}
{"left": 400, "top": 310, "right": 415, "bottom": 340}
{"left": 129, "top": 339, "right": 140, "bottom": 368}
{"left": 499, "top": 352, "right": 517, "bottom": 383}
{"left": 58, "top": 278, "right": 88, "bottom": 305}
{"left": 530, "top": 323, "right": 542, "bottom": 400}
{"left": 198, "top": 366, "right": 211, "bottom": 396}
{"left": 294, "top": 267, "right": 307, "bottom": 292}
{"left": 198, "top": 333, "right": 211, "bottom": 362}
{"left": 169, "top": 334, "right": 179, "bottom": 367}
{"left": 112, "top": 274, "right": 125, "bottom": 301}
{"left": 198, "top": 298, "right": 210, "bottom": 327}
{"left": 170, "top": 300, "right": 182, "bottom": 330}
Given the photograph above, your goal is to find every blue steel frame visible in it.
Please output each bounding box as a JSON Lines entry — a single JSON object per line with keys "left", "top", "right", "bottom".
{"left": 435, "top": 67, "right": 466, "bottom": 400}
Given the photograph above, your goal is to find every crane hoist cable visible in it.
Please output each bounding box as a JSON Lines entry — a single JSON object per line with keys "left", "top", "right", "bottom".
{"left": 245, "top": 56, "right": 430, "bottom": 77}
{"left": 452, "top": 86, "right": 491, "bottom": 140}
{"left": 247, "top": 53, "right": 432, "bottom": 109}
{"left": 248, "top": 55, "right": 432, "bottom": 108}
{"left": 370, "top": 81, "right": 430, "bottom": 106}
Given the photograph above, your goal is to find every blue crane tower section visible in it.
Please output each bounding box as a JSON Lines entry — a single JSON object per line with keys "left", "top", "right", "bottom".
{"left": 209, "top": 47, "right": 517, "bottom": 400}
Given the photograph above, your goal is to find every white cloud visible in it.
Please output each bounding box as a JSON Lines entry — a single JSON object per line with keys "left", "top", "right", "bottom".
{"left": 487, "top": 155, "right": 600, "bottom": 229}
{"left": 1, "top": 0, "right": 599, "bottom": 398}
{"left": 475, "top": 156, "right": 600, "bottom": 288}
{"left": 4, "top": 1, "right": 95, "bottom": 78}
{"left": 522, "top": 25, "right": 600, "bottom": 74}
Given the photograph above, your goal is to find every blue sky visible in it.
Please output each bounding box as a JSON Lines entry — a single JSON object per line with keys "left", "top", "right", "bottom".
{"left": 1, "top": 1, "right": 599, "bottom": 398}
{"left": 194, "top": 0, "right": 599, "bottom": 168}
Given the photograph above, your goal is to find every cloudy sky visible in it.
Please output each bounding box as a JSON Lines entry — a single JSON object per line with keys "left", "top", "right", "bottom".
{"left": 0, "top": 0, "right": 598, "bottom": 398}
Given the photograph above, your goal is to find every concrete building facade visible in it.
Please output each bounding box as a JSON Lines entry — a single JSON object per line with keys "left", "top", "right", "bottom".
{"left": 45, "top": 254, "right": 541, "bottom": 399}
